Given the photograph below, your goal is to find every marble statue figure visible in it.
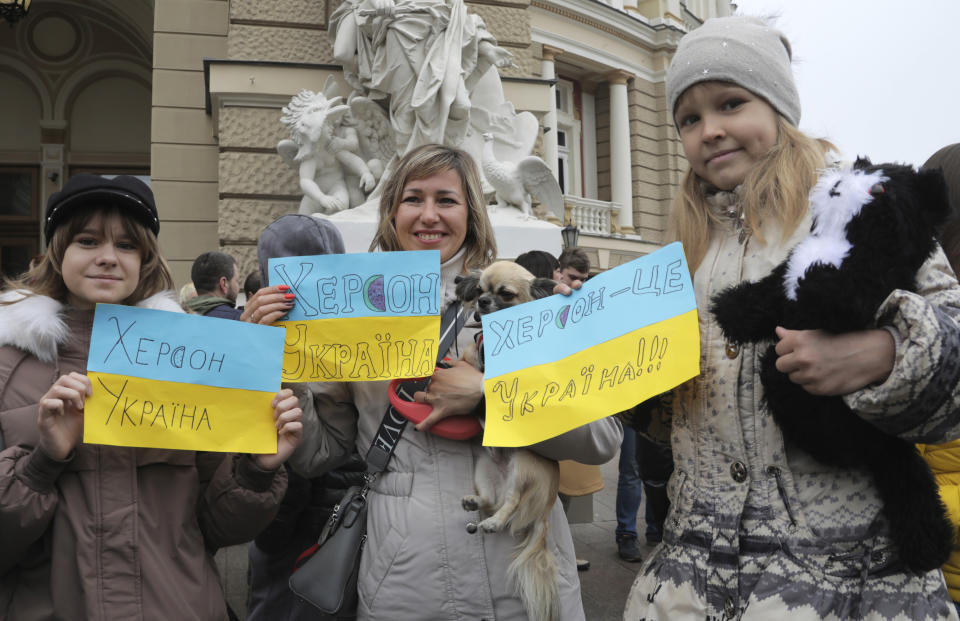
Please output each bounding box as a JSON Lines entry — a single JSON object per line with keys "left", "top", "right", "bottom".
{"left": 277, "top": 78, "right": 389, "bottom": 214}
{"left": 480, "top": 132, "right": 564, "bottom": 220}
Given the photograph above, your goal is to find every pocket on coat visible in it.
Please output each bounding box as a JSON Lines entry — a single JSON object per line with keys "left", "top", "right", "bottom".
{"left": 664, "top": 470, "right": 690, "bottom": 533}
{"left": 359, "top": 524, "right": 408, "bottom": 609}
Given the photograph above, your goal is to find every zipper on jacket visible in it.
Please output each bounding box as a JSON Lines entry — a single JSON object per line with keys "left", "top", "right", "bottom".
{"left": 766, "top": 465, "right": 796, "bottom": 528}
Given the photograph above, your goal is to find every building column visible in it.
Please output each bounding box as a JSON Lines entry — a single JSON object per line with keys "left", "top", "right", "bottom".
{"left": 606, "top": 70, "right": 634, "bottom": 232}
{"left": 540, "top": 45, "right": 562, "bottom": 183}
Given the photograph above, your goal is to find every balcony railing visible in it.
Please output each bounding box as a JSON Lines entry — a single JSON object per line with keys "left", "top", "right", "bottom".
{"left": 564, "top": 195, "right": 621, "bottom": 235}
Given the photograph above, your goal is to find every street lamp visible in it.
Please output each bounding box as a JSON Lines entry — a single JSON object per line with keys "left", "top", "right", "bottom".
{"left": 561, "top": 223, "right": 579, "bottom": 249}
{"left": 0, "top": 0, "right": 31, "bottom": 25}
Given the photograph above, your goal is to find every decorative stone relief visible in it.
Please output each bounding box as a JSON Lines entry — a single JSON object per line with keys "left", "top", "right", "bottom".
{"left": 219, "top": 200, "right": 296, "bottom": 242}
{"left": 465, "top": 5, "right": 531, "bottom": 47}
{"left": 219, "top": 152, "right": 300, "bottom": 196}
{"left": 227, "top": 24, "right": 333, "bottom": 63}
{"left": 219, "top": 108, "right": 287, "bottom": 150}
{"left": 230, "top": 0, "right": 327, "bottom": 27}
{"left": 497, "top": 46, "right": 539, "bottom": 79}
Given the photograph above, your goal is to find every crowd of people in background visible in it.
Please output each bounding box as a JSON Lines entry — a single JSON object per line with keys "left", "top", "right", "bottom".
{"left": 5, "top": 14, "right": 960, "bottom": 621}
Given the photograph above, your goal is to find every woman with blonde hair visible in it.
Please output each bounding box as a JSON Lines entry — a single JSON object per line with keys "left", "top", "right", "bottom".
{"left": 288, "top": 144, "right": 621, "bottom": 620}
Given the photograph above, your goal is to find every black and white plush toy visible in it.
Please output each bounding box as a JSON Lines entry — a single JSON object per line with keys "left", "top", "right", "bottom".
{"left": 711, "top": 157, "right": 954, "bottom": 572}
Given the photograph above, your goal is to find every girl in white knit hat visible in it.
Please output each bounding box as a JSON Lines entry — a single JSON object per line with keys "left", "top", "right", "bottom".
{"left": 622, "top": 15, "right": 960, "bottom": 621}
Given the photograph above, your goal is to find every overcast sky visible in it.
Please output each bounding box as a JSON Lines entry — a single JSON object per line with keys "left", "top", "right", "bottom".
{"left": 730, "top": 0, "right": 960, "bottom": 167}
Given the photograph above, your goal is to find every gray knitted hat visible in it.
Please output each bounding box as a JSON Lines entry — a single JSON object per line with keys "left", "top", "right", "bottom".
{"left": 257, "top": 214, "right": 346, "bottom": 285}
{"left": 666, "top": 16, "right": 800, "bottom": 127}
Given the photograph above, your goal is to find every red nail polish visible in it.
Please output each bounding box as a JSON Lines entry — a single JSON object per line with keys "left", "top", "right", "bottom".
{"left": 284, "top": 293, "right": 296, "bottom": 300}
{"left": 278, "top": 285, "right": 290, "bottom": 291}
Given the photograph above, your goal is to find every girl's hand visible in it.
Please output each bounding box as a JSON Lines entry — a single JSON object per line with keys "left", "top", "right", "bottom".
{"left": 253, "top": 389, "right": 303, "bottom": 471}
{"left": 412, "top": 360, "right": 483, "bottom": 432}
{"left": 774, "top": 327, "right": 895, "bottom": 396}
{"left": 37, "top": 372, "right": 91, "bottom": 461}
{"left": 241, "top": 285, "right": 296, "bottom": 325}
{"left": 553, "top": 279, "right": 583, "bottom": 297}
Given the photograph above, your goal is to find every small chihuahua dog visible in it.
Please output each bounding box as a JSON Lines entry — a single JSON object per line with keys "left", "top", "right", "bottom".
{"left": 455, "top": 261, "right": 562, "bottom": 621}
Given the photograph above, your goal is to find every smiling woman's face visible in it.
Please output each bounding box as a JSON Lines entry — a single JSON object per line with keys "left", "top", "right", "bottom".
{"left": 61, "top": 211, "right": 142, "bottom": 309}
{"left": 393, "top": 168, "right": 469, "bottom": 261}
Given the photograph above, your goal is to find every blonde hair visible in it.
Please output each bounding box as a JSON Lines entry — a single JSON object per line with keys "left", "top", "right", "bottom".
{"left": 369, "top": 144, "right": 497, "bottom": 272}
{"left": 2, "top": 205, "right": 174, "bottom": 305}
{"left": 670, "top": 117, "right": 834, "bottom": 271}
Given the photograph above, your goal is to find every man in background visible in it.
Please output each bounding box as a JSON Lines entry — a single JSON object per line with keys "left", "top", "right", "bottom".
{"left": 556, "top": 247, "right": 590, "bottom": 284}
{"left": 185, "top": 251, "right": 242, "bottom": 320}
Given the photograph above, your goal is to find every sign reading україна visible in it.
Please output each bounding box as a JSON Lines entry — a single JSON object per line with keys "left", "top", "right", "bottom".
{"left": 269, "top": 250, "right": 442, "bottom": 382}
{"left": 84, "top": 305, "right": 285, "bottom": 453}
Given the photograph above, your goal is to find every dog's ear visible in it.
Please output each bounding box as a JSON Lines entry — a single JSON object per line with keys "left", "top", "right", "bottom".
{"left": 529, "top": 277, "right": 557, "bottom": 300}
{"left": 455, "top": 270, "right": 483, "bottom": 302}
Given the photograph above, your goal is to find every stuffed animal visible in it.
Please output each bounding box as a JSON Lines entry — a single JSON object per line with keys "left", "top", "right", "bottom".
{"left": 710, "top": 157, "right": 954, "bottom": 572}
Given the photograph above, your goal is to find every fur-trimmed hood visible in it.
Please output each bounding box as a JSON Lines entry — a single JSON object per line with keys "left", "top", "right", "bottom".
{"left": 0, "top": 290, "right": 182, "bottom": 363}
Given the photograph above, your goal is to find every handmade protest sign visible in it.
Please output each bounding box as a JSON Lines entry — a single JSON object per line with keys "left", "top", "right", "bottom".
{"left": 84, "top": 305, "right": 285, "bottom": 453}
{"left": 481, "top": 242, "right": 699, "bottom": 447}
{"left": 269, "top": 250, "right": 442, "bottom": 382}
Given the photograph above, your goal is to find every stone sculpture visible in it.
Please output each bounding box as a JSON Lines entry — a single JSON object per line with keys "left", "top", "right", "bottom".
{"left": 277, "top": 78, "right": 391, "bottom": 214}
{"left": 278, "top": 0, "right": 565, "bottom": 256}
{"left": 480, "top": 132, "right": 563, "bottom": 220}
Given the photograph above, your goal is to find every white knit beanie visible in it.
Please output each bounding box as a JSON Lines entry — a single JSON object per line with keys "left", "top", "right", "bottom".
{"left": 666, "top": 16, "right": 800, "bottom": 127}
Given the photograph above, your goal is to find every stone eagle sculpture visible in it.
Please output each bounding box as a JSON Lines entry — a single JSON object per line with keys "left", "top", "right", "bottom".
{"left": 480, "top": 132, "right": 563, "bottom": 219}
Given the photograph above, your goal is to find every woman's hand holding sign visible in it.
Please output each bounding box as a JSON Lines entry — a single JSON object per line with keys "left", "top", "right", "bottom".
{"left": 38, "top": 372, "right": 91, "bottom": 460}
{"left": 241, "top": 285, "right": 296, "bottom": 325}
{"left": 253, "top": 388, "right": 303, "bottom": 471}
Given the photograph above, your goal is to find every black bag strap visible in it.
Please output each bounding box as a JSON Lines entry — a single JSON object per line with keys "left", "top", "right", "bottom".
{"left": 364, "top": 302, "right": 466, "bottom": 475}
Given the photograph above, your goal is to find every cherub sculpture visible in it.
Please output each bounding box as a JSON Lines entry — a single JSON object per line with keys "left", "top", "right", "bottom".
{"left": 278, "top": 78, "right": 390, "bottom": 214}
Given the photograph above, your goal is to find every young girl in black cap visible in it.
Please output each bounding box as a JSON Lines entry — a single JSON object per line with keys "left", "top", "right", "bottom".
{"left": 0, "top": 174, "right": 302, "bottom": 620}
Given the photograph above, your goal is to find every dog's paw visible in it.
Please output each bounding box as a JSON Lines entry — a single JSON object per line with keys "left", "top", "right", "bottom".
{"left": 461, "top": 495, "right": 481, "bottom": 512}
{"left": 479, "top": 517, "right": 504, "bottom": 533}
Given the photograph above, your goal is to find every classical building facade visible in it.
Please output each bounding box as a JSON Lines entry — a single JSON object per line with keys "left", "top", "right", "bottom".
{"left": 0, "top": 0, "right": 731, "bottom": 285}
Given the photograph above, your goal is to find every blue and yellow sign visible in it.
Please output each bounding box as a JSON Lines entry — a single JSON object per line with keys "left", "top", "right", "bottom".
{"left": 269, "top": 250, "right": 442, "bottom": 382}
{"left": 481, "top": 242, "right": 699, "bottom": 447}
{"left": 84, "top": 305, "right": 285, "bottom": 453}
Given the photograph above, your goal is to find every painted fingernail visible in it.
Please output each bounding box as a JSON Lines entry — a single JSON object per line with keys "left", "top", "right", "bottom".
{"left": 278, "top": 285, "right": 290, "bottom": 291}
{"left": 284, "top": 302, "right": 294, "bottom": 307}
{"left": 284, "top": 293, "right": 296, "bottom": 300}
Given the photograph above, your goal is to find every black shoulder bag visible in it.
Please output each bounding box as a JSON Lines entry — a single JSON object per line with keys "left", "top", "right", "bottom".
{"left": 288, "top": 302, "right": 466, "bottom": 618}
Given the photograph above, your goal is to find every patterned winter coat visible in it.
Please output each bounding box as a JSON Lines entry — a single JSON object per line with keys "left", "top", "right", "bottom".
{"left": 624, "top": 188, "right": 960, "bottom": 621}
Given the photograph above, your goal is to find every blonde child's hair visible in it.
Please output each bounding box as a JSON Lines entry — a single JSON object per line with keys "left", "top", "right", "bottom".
{"left": 370, "top": 143, "right": 497, "bottom": 272}
{"left": 670, "top": 116, "right": 834, "bottom": 271}
{"left": 2, "top": 204, "right": 174, "bottom": 305}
